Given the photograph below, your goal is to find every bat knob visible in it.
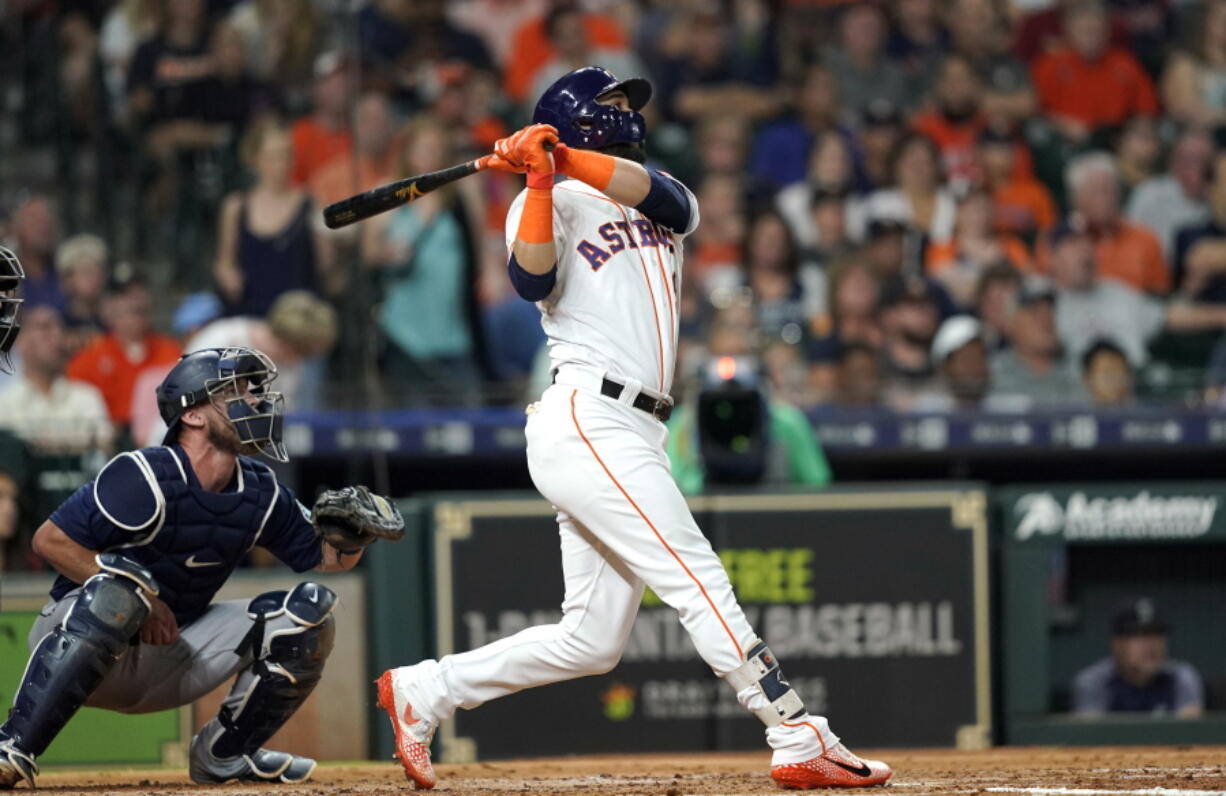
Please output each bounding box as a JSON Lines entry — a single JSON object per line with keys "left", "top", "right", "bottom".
{"left": 543, "top": 141, "right": 556, "bottom": 152}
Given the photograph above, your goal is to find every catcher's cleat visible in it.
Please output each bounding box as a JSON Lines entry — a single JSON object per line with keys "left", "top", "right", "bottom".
{"left": 770, "top": 742, "right": 892, "bottom": 789}
{"left": 188, "top": 732, "right": 316, "bottom": 784}
{"left": 0, "top": 741, "right": 37, "bottom": 790}
{"left": 376, "top": 669, "right": 437, "bottom": 789}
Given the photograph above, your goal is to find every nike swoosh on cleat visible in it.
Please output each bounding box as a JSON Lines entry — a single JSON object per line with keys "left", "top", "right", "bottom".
{"left": 831, "top": 759, "right": 873, "bottom": 777}
{"left": 185, "top": 555, "right": 221, "bottom": 568}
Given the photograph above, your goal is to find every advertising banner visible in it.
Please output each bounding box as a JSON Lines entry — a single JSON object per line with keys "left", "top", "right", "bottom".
{"left": 430, "top": 489, "right": 990, "bottom": 761}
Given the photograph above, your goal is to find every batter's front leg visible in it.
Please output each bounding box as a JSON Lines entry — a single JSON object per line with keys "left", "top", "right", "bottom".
{"left": 392, "top": 514, "right": 644, "bottom": 724}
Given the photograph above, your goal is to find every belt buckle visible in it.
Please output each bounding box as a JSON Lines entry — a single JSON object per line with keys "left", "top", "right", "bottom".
{"left": 652, "top": 397, "right": 671, "bottom": 420}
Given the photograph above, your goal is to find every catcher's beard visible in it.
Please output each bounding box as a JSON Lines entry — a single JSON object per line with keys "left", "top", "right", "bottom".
{"left": 205, "top": 404, "right": 246, "bottom": 457}
{"left": 597, "top": 142, "right": 647, "bottom": 164}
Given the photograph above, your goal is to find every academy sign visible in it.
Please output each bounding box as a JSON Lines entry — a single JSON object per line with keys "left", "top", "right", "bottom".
{"left": 1013, "top": 489, "right": 1218, "bottom": 542}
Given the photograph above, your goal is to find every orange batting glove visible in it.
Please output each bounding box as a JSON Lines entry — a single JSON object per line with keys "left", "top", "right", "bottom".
{"left": 509, "top": 124, "right": 559, "bottom": 175}
{"left": 478, "top": 151, "right": 526, "bottom": 175}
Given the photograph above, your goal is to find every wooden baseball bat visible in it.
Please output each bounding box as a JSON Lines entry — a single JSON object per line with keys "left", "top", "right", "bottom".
{"left": 322, "top": 143, "right": 554, "bottom": 229}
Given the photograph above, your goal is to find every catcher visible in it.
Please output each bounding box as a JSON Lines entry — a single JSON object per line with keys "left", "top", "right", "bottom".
{"left": 0, "top": 347, "right": 404, "bottom": 789}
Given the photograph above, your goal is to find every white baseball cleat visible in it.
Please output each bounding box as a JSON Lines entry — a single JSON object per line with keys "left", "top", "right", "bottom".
{"left": 376, "top": 668, "right": 438, "bottom": 789}
{"left": 0, "top": 741, "right": 37, "bottom": 790}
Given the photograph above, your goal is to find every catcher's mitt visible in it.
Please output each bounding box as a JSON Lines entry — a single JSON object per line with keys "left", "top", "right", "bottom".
{"left": 312, "top": 485, "right": 405, "bottom": 554}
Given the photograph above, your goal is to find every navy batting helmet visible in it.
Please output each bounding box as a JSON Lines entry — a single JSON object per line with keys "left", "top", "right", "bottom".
{"left": 532, "top": 66, "right": 652, "bottom": 149}
{"left": 0, "top": 246, "right": 24, "bottom": 375}
{"left": 157, "top": 347, "right": 287, "bottom": 462}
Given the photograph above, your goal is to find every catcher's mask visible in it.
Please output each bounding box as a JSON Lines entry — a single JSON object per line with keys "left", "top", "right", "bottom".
{"left": 0, "top": 246, "right": 25, "bottom": 375}
{"left": 156, "top": 347, "right": 288, "bottom": 462}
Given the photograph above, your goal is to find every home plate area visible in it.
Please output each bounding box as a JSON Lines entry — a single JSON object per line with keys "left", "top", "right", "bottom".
{"left": 23, "top": 747, "right": 1226, "bottom": 795}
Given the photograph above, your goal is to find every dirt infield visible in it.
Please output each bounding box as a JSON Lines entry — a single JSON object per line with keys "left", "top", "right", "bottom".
{"left": 28, "top": 747, "right": 1226, "bottom": 795}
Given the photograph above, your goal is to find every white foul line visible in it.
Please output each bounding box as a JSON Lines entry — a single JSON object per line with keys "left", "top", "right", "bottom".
{"left": 986, "top": 788, "right": 1226, "bottom": 796}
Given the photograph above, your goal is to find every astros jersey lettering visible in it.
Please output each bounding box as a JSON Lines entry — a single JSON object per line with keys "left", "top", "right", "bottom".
{"left": 505, "top": 178, "right": 698, "bottom": 393}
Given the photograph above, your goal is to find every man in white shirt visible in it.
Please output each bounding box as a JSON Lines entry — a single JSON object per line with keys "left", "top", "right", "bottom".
{"left": 0, "top": 305, "right": 112, "bottom": 453}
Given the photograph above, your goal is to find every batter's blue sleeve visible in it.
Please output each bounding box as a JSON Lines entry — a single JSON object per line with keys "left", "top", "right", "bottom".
{"left": 257, "top": 485, "right": 324, "bottom": 572}
{"left": 48, "top": 482, "right": 129, "bottom": 551}
{"left": 508, "top": 254, "right": 557, "bottom": 301}
{"left": 635, "top": 169, "right": 693, "bottom": 233}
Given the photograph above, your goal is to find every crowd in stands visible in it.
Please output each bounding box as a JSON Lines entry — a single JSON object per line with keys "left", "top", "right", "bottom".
{"left": 5, "top": 0, "right": 1226, "bottom": 461}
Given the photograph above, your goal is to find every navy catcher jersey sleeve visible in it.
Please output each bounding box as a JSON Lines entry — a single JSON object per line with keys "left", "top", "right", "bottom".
{"left": 49, "top": 483, "right": 134, "bottom": 551}
{"left": 258, "top": 485, "right": 324, "bottom": 572}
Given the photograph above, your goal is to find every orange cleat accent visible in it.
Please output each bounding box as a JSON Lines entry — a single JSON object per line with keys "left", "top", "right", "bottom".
{"left": 376, "top": 670, "right": 437, "bottom": 789}
{"left": 770, "top": 743, "right": 892, "bottom": 789}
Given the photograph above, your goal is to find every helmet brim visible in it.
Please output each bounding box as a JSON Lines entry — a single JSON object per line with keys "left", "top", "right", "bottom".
{"left": 602, "top": 77, "right": 651, "bottom": 112}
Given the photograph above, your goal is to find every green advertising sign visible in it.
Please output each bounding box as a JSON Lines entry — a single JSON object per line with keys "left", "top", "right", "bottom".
{"left": 1001, "top": 483, "right": 1226, "bottom": 545}
{"left": 0, "top": 612, "right": 183, "bottom": 765}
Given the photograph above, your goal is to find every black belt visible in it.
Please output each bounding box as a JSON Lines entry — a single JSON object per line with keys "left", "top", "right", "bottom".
{"left": 600, "top": 377, "right": 673, "bottom": 421}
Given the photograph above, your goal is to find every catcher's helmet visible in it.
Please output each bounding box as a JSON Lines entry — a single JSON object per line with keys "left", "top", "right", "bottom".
{"left": 156, "top": 347, "right": 288, "bottom": 462}
{"left": 0, "top": 246, "right": 24, "bottom": 374}
{"left": 532, "top": 66, "right": 652, "bottom": 149}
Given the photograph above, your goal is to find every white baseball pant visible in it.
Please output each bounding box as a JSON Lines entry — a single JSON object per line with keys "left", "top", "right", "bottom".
{"left": 399, "top": 375, "right": 835, "bottom": 763}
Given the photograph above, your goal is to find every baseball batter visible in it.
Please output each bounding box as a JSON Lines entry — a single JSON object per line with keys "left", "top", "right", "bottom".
{"left": 0, "top": 347, "right": 404, "bottom": 789}
{"left": 377, "top": 67, "right": 892, "bottom": 790}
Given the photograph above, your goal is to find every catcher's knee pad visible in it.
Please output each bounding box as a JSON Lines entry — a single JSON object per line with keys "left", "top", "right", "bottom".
{"left": 726, "top": 640, "right": 806, "bottom": 727}
{"left": 4, "top": 558, "right": 155, "bottom": 757}
{"left": 208, "top": 583, "right": 336, "bottom": 759}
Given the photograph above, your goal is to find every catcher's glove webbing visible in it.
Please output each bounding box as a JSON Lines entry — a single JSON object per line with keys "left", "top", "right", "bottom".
{"left": 312, "top": 486, "right": 405, "bottom": 554}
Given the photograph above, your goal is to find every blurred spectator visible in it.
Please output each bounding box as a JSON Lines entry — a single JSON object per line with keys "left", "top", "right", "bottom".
{"left": 0, "top": 305, "right": 112, "bottom": 453}
{"left": 654, "top": 3, "right": 781, "bottom": 125}
{"left": 1172, "top": 150, "right": 1226, "bottom": 301}
{"left": 1161, "top": 0, "right": 1226, "bottom": 130}
{"left": 926, "top": 189, "right": 1030, "bottom": 308}
{"left": 991, "top": 278, "right": 1089, "bottom": 407}
{"left": 290, "top": 52, "right": 353, "bottom": 187}
{"left": 362, "top": 117, "right": 485, "bottom": 405}
{"left": 912, "top": 54, "right": 987, "bottom": 185}
{"left": 227, "top": 0, "right": 320, "bottom": 102}
{"left": 309, "top": 92, "right": 401, "bottom": 209}
{"left": 197, "top": 22, "right": 277, "bottom": 138}
{"left": 776, "top": 131, "right": 863, "bottom": 251}
{"left": 913, "top": 315, "right": 993, "bottom": 411}
{"left": 1126, "top": 128, "right": 1212, "bottom": 258}
{"left": 974, "top": 261, "right": 1023, "bottom": 350}
{"left": 946, "top": 0, "right": 1036, "bottom": 128}
{"left": 99, "top": 0, "right": 160, "bottom": 123}
{"left": 888, "top": 0, "right": 948, "bottom": 81}
{"left": 977, "top": 127, "right": 1056, "bottom": 237}
{"left": 172, "top": 292, "right": 224, "bottom": 341}
{"left": 690, "top": 175, "right": 747, "bottom": 289}
{"left": 743, "top": 211, "right": 824, "bottom": 342}
{"left": 857, "top": 99, "right": 906, "bottom": 190}
{"left": 54, "top": 234, "right": 109, "bottom": 355}
{"left": 529, "top": 4, "right": 648, "bottom": 117}
{"left": 126, "top": 0, "right": 213, "bottom": 133}
{"left": 66, "top": 278, "right": 182, "bottom": 427}
{"left": 503, "top": 1, "right": 626, "bottom": 103}
{"left": 187, "top": 290, "right": 338, "bottom": 408}
{"left": 1081, "top": 338, "right": 1136, "bottom": 406}
{"left": 1049, "top": 222, "right": 1226, "bottom": 366}
{"left": 823, "top": 3, "right": 910, "bottom": 119}
{"left": 878, "top": 279, "right": 943, "bottom": 410}
{"left": 216, "top": 117, "right": 336, "bottom": 316}
{"left": 749, "top": 63, "right": 845, "bottom": 189}
{"left": 1060, "top": 152, "right": 1169, "bottom": 295}
{"left": 10, "top": 195, "right": 64, "bottom": 312}
{"left": 1073, "top": 599, "right": 1204, "bottom": 717}
{"left": 861, "top": 133, "right": 957, "bottom": 244}
{"left": 831, "top": 341, "right": 884, "bottom": 407}
{"left": 805, "top": 187, "right": 857, "bottom": 268}
{"left": 1114, "top": 116, "right": 1163, "bottom": 197}
{"left": 359, "top": 0, "right": 494, "bottom": 97}
{"left": 1032, "top": 1, "right": 1158, "bottom": 144}
{"left": 826, "top": 260, "right": 884, "bottom": 349}
{"left": 449, "top": 0, "right": 548, "bottom": 67}
{"left": 1014, "top": 0, "right": 1132, "bottom": 64}
{"left": 0, "top": 464, "right": 37, "bottom": 572}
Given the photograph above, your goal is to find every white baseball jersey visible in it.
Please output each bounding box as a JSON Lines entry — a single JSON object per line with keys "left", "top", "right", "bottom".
{"left": 505, "top": 177, "right": 699, "bottom": 395}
